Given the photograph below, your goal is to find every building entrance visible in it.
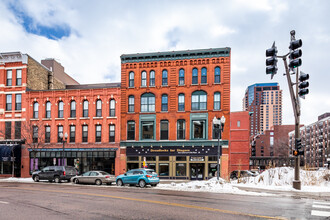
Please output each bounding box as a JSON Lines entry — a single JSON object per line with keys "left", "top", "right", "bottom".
{"left": 190, "top": 163, "right": 204, "bottom": 180}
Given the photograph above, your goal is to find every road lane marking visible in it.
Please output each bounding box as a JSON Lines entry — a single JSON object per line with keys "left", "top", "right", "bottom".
{"left": 11, "top": 187, "right": 287, "bottom": 220}
{"left": 313, "top": 204, "right": 330, "bottom": 209}
{"left": 313, "top": 201, "right": 330, "bottom": 206}
{"left": 311, "top": 210, "right": 330, "bottom": 217}
{"left": 0, "top": 201, "right": 9, "bottom": 204}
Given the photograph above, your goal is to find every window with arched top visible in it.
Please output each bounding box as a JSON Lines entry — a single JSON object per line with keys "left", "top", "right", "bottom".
{"left": 214, "top": 67, "right": 221, "bottom": 83}
{"left": 110, "top": 99, "right": 116, "bottom": 117}
{"left": 162, "top": 69, "right": 168, "bottom": 86}
{"left": 191, "top": 91, "right": 207, "bottom": 110}
{"left": 33, "top": 102, "right": 39, "bottom": 118}
{"left": 149, "top": 70, "right": 155, "bottom": 86}
{"left": 179, "top": 69, "right": 185, "bottom": 85}
{"left": 96, "top": 99, "right": 102, "bottom": 117}
{"left": 141, "top": 93, "right": 155, "bottom": 112}
{"left": 70, "top": 101, "right": 76, "bottom": 118}
{"left": 178, "top": 94, "right": 185, "bottom": 111}
{"left": 141, "top": 71, "right": 147, "bottom": 87}
{"left": 201, "top": 67, "right": 207, "bottom": 84}
{"left": 192, "top": 68, "right": 198, "bottom": 84}
{"left": 45, "top": 101, "right": 51, "bottom": 118}
{"left": 161, "top": 94, "right": 168, "bottom": 111}
{"left": 129, "top": 71, "right": 134, "bottom": 87}
{"left": 58, "top": 101, "right": 64, "bottom": 118}
{"left": 83, "top": 100, "right": 89, "bottom": 117}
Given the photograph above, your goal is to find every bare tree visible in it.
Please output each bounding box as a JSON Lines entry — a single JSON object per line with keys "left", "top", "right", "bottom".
{"left": 274, "top": 137, "right": 292, "bottom": 167}
{"left": 21, "top": 120, "right": 47, "bottom": 172}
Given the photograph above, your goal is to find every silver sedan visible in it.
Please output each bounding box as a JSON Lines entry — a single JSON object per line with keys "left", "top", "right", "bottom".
{"left": 71, "top": 171, "right": 116, "bottom": 185}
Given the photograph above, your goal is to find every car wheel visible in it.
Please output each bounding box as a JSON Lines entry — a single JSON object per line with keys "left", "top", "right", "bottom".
{"left": 54, "top": 176, "right": 61, "bottom": 183}
{"left": 117, "top": 179, "right": 123, "bottom": 186}
{"left": 139, "top": 180, "right": 146, "bottom": 188}
{"left": 150, "top": 184, "right": 158, "bottom": 187}
{"left": 74, "top": 178, "right": 79, "bottom": 184}
{"left": 33, "top": 175, "right": 39, "bottom": 182}
{"left": 95, "top": 179, "right": 102, "bottom": 186}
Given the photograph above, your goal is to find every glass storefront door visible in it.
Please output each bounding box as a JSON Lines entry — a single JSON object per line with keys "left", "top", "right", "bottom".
{"left": 190, "top": 163, "right": 204, "bottom": 180}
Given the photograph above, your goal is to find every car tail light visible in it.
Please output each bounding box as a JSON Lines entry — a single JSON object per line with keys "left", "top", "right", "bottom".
{"left": 63, "top": 171, "right": 66, "bottom": 176}
{"left": 146, "top": 175, "right": 152, "bottom": 178}
{"left": 157, "top": 175, "right": 159, "bottom": 177}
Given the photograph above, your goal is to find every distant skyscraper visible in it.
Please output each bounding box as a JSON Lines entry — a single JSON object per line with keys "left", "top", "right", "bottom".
{"left": 243, "top": 83, "right": 282, "bottom": 136}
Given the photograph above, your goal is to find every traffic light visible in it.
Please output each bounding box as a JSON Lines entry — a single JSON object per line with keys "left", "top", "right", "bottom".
{"left": 298, "top": 71, "right": 309, "bottom": 97}
{"left": 295, "top": 138, "right": 304, "bottom": 156}
{"left": 266, "top": 42, "right": 278, "bottom": 78}
{"left": 288, "top": 39, "right": 302, "bottom": 69}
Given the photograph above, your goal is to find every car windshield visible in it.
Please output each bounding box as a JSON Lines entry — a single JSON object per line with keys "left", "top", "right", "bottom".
{"left": 99, "top": 171, "right": 110, "bottom": 175}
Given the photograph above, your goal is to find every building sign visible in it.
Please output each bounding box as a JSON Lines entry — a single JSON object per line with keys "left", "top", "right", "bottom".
{"left": 126, "top": 146, "right": 218, "bottom": 156}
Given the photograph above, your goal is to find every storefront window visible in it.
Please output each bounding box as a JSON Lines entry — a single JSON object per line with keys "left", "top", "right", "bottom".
{"left": 176, "top": 163, "right": 186, "bottom": 176}
{"left": 159, "top": 156, "right": 169, "bottom": 161}
{"left": 146, "top": 156, "right": 156, "bottom": 161}
{"left": 127, "top": 156, "right": 139, "bottom": 161}
{"left": 141, "top": 163, "right": 156, "bottom": 171}
{"left": 190, "top": 156, "right": 204, "bottom": 161}
{"left": 208, "top": 163, "right": 217, "bottom": 178}
{"left": 127, "top": 163, "right": 139, "bottom": 171}
{"left": 159, "top": 163, "right": 169, "bottom": 176}
{"left": 176, "top": 156, "right": 186, "bottom": 161}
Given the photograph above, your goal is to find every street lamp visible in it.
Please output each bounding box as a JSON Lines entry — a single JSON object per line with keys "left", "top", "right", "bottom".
{"left": 213, "top": 116, "right": 226, "bottom": 181}
{"left": 59, "top": 132, "right": 68, "bottom": 166}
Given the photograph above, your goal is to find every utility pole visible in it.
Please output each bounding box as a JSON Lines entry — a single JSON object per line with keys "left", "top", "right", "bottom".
{"left": 265, "top": 30, "right": 309, "bottom": 190}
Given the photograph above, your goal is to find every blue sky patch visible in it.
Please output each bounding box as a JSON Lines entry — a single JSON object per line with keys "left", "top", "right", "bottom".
{"left": 9, "top": 4, "right": 71, "bottom": 40}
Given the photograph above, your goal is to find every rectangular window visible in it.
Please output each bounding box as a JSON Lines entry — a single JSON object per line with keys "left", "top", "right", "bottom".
{"left": 70, "top": 101, "right": 76, "bottom": 118}
{"left": 95, "top": 125, "right": 101, "bottom": 142}
{"left": 193, "top": 120, "right": 206, "bottom": 139}
{"left": 160, "top": 121, "right": 168, "bottom": 140}
{"left": 110, "top": 100, "right": 116, "bottom": 117}
{"left": 33, "top": 126, "right": 38, "bottom": 143}
{"left": 16, "top": 69, "right": 22, "bottom": 86}
{"left": 109, "top": 125, "right": 115, "bottom": 142}
{"left": 70, "top": 125, "right": 75, "bottom": 143}
{"left": 15, "top": 94, "right": 22, "bottom": 110}
{"left": 214, "top": 93, "right": 220, "bottom": 110}
{"left": 177, "top": 120, "right": 185, "bottom": 140}
{"left": 45, "top": 126, "right": 51, "bottom": 143}
{"left": 57, "top": 126, "right": 63, "bottom": 143}
{"left": 176, "top": 163, "right": 186, "bottom": 176}
{"left": 178, "top": 95, "right": 185, "bottom": 111}
{"left": 82, "top": 125, "right": 88, "bottom": 143}
{"left": 150, "top": 71, "right": 155, "bottom": 86}
{"left": 127, "top": 121, "right": 135, "bottom": 140}
{"left": 237, "top": 120, "right": 241, "bottom": 128}
{"left": 14, "top": 121, "right": 21, "bottom": 139}
{"left": 159, "top": 163, "right": 169, "bottom": 176}
{"left": 142, "top": 121, "right": 154, "bottom": 140}
{"left": 6, "top": 94, "right": 12, "bottom": 111}
{"left": 128, "top": 96, "right": 134, "bottom": 112}
{"left": 212, "top": 123, "right": 220, "bottom": 139}
{"left": 162, "top": 70, "right": 168, "bottom": 86}
{"left": 5, "top": 122, "right": 11, "bottom": 139}
{"left": 6, "top": 70, "right": 12, "bottom": 86}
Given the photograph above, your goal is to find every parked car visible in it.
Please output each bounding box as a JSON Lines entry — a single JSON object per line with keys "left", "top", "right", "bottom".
{"left": 230, "top": 170, "right": 258, "bottom": 179}
{"left": 32, "top": 166, "right": 78, "bottom": 183}
{"left": 116, "top": 168, "right": 159, "bottom": 188}
{"left": 71, "top": 171, "right": 116, "bottom": 185}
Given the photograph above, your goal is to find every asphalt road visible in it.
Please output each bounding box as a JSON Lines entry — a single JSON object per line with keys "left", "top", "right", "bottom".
{"left": 0, "top": 181, "right": 327, "bottom": 220}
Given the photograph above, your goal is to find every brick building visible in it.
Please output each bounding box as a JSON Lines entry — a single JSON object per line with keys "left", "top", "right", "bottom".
{"left": 229, "top": 111, "right": 250, "bottom": 172}
{"left": 0, "top": 52, "right": 123, "bottom": 177}
{"left": 120, "top": 48, "right": 231, "bottom": 180}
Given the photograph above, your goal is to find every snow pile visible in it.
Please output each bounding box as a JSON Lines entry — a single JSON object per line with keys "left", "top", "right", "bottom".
{"left": 0, "top": 177, "right": 33, "bottom": 183}
{"left": 233, "top": 167, "right": 330, "bottom": 187}
{"left": 157, "top": 177, "right": 272, "bottom": 196}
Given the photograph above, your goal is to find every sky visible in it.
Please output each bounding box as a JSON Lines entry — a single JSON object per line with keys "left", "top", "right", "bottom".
{"left": 1, "top": 0, "right": 329, "bottom": 126}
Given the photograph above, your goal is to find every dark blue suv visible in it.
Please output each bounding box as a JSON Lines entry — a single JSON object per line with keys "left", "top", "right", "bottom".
{"left": 116, "top": 168, "right": 159, "bottom": 188}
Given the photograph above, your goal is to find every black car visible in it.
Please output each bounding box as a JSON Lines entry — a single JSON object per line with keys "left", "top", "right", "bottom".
{"left": 32, "top": 166, "right": 78, "bottom": 183}
{"left": 230, "top": 170, "right": 258, "bottom": 180}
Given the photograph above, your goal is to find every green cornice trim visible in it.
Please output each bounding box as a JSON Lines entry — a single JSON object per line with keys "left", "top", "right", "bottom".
{"left": 120, "top": 140, "right": 229, "bottom": 147}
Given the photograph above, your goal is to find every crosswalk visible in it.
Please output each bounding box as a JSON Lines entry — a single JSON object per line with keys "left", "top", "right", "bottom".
{"left": 311, "top": 201, "right": 330, "bottom": 217}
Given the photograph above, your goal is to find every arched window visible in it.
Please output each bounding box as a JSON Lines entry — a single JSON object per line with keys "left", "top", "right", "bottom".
{"left": 149, "top": 70, "right": 155, "bottom": 86}
{"left": 178, "top": 94, "right": 185, "bottom": 111}
{"left": 177, "top": 120, "right": 185, "bottom": 140}
{"left": 141, "top": 71, "right": 147, "bottom": 87}
{"left": 83, "top": 100, "right": 89, "bottom": 117}
{"left": 96, "top": 99, "right": 102, "bottom": 117}
{"left": 214, "top": 92, "right": 221, "bottom": 110}
{"left": 95, "top": 125, "right": 102, "bottom": 142}
{"left": 162, "top": 69, "right": 168, "bottom": 86}
{"left": 128, "top": 96, "right": 134, "bottom": 112}
{"left": 161, "top": 94, "right": 168, "bottom": 111}
{"left": 192, "top": 68, "right": 198, "bottom": 84}
{"left": 58, "top": 101, "right": 64, "bottom": 118}
{"left": 33, "top": 102, "right": 39, "bottom": 118}
{"left": 110, "top": 99, "right": 116, "bottom": 117}
{"left": 141, "top": 93, "right": 155, "bottom": 112}
{"left": 201, "top": 67, "right": 207, "bottom": 84}
{"left": 179, "top": 69, "right": 185, "bottom": 85}
{"left": 57, "top": 125, "right": 63, "bottom": 143}
{"left": 45, "top": 101, "right": 51, "bottom": 118}
{"left": 215, "top": 67, "right": 221, "bottom": 83}
{"left": 70, "top": 101, "right": 76, "bottom": 118}
{"left": 129, "top": 71, "right": 134, "bottom": 87}
{"left": 127, "top": 121, "right": 135, "bottom": 140}
{"left": 191, "top": 91, "right": 207, "bottom": 110}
